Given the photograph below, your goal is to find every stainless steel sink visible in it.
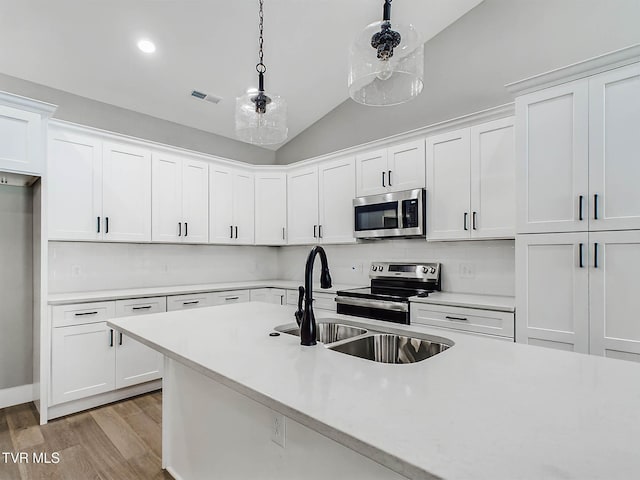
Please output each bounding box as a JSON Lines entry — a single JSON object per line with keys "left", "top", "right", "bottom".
{"left": 328, "top": 333, "right": 451, "bottom": 364}
{"left": 281, "top": 322, "right": 368, "bottom": 344}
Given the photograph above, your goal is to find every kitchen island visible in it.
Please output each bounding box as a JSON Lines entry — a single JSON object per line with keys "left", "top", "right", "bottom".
{"left": 108, "top": 302, "right": 640, "bottom": 480}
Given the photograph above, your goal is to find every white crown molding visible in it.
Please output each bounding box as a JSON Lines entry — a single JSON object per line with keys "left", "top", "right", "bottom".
{"left": 0, "top": 90, "right": 57, "bottom": 116}
{"left": 505, "top": 43, "right": 640, "bottom": 96}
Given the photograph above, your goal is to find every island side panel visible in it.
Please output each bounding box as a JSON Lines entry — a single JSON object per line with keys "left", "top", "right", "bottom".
{"left": 163, "top": 358, "right": 410, "bottom": 480}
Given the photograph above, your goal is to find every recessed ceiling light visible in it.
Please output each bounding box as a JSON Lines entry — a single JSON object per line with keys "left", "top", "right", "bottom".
{"left": 137, "top": 39, "right": 156, "bottom": 54}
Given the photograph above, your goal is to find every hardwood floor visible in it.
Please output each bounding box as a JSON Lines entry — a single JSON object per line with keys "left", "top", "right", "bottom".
{"left": 0, "top": 391, "right": 172, "bottom": 480}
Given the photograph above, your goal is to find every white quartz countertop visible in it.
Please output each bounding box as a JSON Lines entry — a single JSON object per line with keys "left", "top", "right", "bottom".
{"left": 48, "top": 280, "right": 363, "bottom": 305}
{"left": 108, "top": 302, "right": 640, "bottom": 480}
{"left": 409, "top": 292, "right": 515, "bottom": 312}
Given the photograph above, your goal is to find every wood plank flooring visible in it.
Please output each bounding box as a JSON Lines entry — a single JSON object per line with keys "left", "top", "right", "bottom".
{"left": 0, "top": 391, "right": 172, "bottom": 480}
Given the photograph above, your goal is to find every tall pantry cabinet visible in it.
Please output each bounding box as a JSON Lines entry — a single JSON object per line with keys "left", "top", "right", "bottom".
{"left": 513, "top": 52, "right": 640, "bottom": 362}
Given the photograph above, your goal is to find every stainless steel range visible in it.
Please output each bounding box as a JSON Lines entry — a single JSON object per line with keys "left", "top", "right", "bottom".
{"left": 336, "top": 262, "right": 441, "bottom": 324}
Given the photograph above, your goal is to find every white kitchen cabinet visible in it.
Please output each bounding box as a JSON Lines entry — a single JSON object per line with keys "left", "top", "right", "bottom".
{"left": 318, "top": 157, "right": 356, "bottom": 244}
{"left": 167, "top": 292, "right": 217, "bottom": 311}
{"left": 254, "top": 171, "right": 287, "bottom": 245}
{"left": 287, "top": 165, "right": 319, "bottom": 244}
{"left": 48, "top": 129, "right": 103, "bottom": 240}
{"left": 426, "top": 128, "right": 471, "bottom": 240}
{"left": 250, "top": 288, "right": 285, "bottom": 305}
{"left": 209, "top": 165, "right": 254, "bottom": 244}
{"left": 0, "top": 103, "right": 44, "bottom": 175}
{"left": 355, "top": 140, "right": 425, "bottom": 197}
{"left": 102, "top": 141, "right": 152, "bottom": 242}
{"left": 516, "top": 81, "right": 590, "bottom": 234}
{"left": 589, "top": 231, "right": 640, "bottom": 363}
{"left": 426, "top": 118, "right": 515, "bottom": 241}
{"left": 515, "top": 233, "right": 590, "bottom": 353}
{"left": 152, "top": 152, "right": 209, "bottom": 243}
{"left": 313, "top": 292, "right": 337, "bottom": 312}
{"left": 288, "top": 158, "right": 356, "bottom": 245}
{"left": 588, "top": 63, "right": 640, "bottom": 232}
{"left": 114, "top": 297, "right": 166, "bottom": 389}
{"left": 51, "top": 321, "right": 116, "bottom": 405}
{"left": 211, "top": 290, "right": 251, "bottom": 305}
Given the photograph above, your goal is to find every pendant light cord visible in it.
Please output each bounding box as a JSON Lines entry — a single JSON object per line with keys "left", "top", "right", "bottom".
{"left": 256, "top": 0, "right": 266, "bottom": 74}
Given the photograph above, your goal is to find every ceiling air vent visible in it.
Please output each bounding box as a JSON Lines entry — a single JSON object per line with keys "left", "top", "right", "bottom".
{"left": 191, "top": 90, "right": 222, "bottom": 104}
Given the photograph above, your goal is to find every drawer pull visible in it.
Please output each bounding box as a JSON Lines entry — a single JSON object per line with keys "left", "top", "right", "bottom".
{"left": 445, "top": 315, "right": 468, "bottom": 322}
{"left": 109, "top": 329, "right": 114, "bottom": 347}
{"left": 225, "top": 296, "right": 240, "bottom": 301}
{"left": 119, "top": 332, "right": 123, "bottom": 346}
{"left": 75, "top": 311, "right": 98, "bottom": 316}
{"left": 183, "top": 300, "right": 200, "bottom": 305}
{"left": 132, "top": 305, "right": 152, "bottom": 310}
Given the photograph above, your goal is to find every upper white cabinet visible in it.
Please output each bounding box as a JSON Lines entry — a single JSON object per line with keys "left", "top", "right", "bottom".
{"left": 516, "top": 63, "right": 640, "bottom": 234}
{"left": 255, "top": 171, "right": 287, "bottom": 245}
{"left": 0, "top": 92, "right": 55, "bottom": 175}
{"left": 355, "top": 139, "right": 425, "bottom": 197}
{"left": 48, "top": 129, "right": 103, "bottom": 240}
{"left": 288, "top": 157, "right": 356, "bottom": 245}
{"left": 102, "top": 142, "right": 152, "bottom": 242}
{"left": 426, "top": 117, "right": 515, "bottom": 241}
{"left": 152, "top": 152, "right": 209, "bottom": 243}
{"left": 210, "top": 166, "right": 255, "bottom": 244}
{"left": 588, "top": 63, "right": 640, "bottom": 232}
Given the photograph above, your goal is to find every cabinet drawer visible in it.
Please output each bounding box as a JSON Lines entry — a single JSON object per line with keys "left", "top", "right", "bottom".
{"left": 115, "top": 297, "right": 167, "bottom": 317}
{"left": 167, "top": 292, "right": 216, "bottom": 311}
{"left": 313, "top": 292, "right": 336, "bottom": 312}
{"left": 52, "top": 301, "right": 116, "bottom": 328}
{"left": 286, "top": 289, "right": 299, "bottom": 306}
{"left": 411, "top": 304, "right": 514, "bottom": 339}
{"left": 212, "top": 290, "right": 250, "bottom": 305}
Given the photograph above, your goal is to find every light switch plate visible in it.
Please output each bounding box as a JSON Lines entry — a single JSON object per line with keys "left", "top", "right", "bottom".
{"left": 271, "top": 411, "right": 286, "bottom": 448}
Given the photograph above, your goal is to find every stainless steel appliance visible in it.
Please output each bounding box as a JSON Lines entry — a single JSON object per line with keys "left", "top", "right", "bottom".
{"left": 353, "top": 188, "right": 425, "bottom": 239}
{"left": 336, "top": 262, "right": 441, "bottom": 324}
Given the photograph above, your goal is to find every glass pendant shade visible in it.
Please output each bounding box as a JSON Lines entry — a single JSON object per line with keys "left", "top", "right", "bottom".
{"left": 348, "top": 20, "right": 424, "bottom": 106}
{"left": 235, "top": 91, "right": 287, "bottom": 145}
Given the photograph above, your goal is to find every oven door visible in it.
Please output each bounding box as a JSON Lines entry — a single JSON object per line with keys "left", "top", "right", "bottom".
{"left": 335, "top": 296, "right": 409, "bottom": 324}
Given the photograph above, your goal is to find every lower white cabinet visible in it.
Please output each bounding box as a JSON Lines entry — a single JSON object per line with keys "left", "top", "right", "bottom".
{"left": 167, "top": 292, "right": 217, "bottom": 311}
{"left": 411, "top": 303, "right": 514, "bottom": 340}
{"left": 212, "top": 290, "right": 251, "bottom": 306}
{"left": 517, "top": 231, "right": 640, "bottom": 362}
{"left": 250, "top": 288, "right": 286, "bottom": 305}
{"left": 285, "top": 289, "right": 335, "bottom": 311}
{"left": 51, "top": 321, "right": 116, "bottom": 405}
{"left": 114, "top": 297, "right": 166, "bottom": 389}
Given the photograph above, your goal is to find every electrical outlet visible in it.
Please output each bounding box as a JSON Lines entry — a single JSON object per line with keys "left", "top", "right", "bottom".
{"left": 351, "top": 263, "right": 363, "bottom": 274}
{"left": 271, "top": 411, "right": 286, "bottom": 448}
{"left": 460, "top": 263, "right": 475, "bottom": 279}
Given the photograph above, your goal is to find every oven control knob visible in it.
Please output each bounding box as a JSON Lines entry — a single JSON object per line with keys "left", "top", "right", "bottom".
{"left": 422, "top": 266, "right": 428, "bottom": 273}
{"left": 378, "top": 265, "right": 384, "bottom": 271}
{"left": 371, "top": 265, "right": 376, "bottom": 271}
{"left": 430, "top": 267, "right": 436, "bottom": 274}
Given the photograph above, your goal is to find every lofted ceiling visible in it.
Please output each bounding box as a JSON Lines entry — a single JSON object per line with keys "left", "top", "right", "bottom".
{"left": 0, "top": 0, "right": 482, "bottom": 149}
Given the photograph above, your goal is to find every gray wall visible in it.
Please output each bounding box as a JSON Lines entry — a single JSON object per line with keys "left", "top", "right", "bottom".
{"left": 275, "top": 0, "right": 640, "bottom": 164}
{"left": 0, "top": 186, "right": 33, "bottom": 388}
{"left": 0, "top": 73, "right": 275, "bottom": 165}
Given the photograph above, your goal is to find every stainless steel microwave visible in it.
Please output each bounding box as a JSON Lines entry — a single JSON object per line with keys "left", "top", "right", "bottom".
{"left": 353, "top": 188, "right": 425, "bottom": 239}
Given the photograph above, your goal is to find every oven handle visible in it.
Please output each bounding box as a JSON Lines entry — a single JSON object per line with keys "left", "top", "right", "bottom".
{"left": 335, "top": 296, "right": 409, "bottom": 313}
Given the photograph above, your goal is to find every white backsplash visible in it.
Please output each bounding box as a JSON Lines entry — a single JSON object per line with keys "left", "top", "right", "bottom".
{"left": 277, "top": 239, "right": 515, "bottom": 297}
{"left": 48, "top": 242, "right": 280, "bottom": 293}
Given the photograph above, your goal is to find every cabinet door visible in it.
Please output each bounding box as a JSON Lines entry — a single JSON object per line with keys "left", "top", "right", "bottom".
{"left": 318, "top": 156, "right": 356, "bottom": 244}
{"left": 102, "top": 142, "right": 152, "bottom": 242}
{"left": 515, "top": 81, "right": 589, "bottom": 234}
{"left": 233, "top": 171, "right": 255, "bottom": 245}
{"left": 589, "top": 231, "right": 640, "bottom": 363}
{"left": 250, "top": 288, "right": 284, "bottom": 305}
{"left": 470, "top": 117, "right": 515, "bottom": 239}
{"left": 426, "top": 128, "right": 471, "bottom": 240}
{"left": 255, "top": 172, "right": 287, "bottom": 245}
{"left": 182, "top": 159, "right": 209, "bottom": 244}
{"left": 0, "top": 105, "right": 42, "bottom": 174}
{"left": 48, "top": 130, "right": 103, "bottom": 240}
{"left": 151, "top": 152, "right": 182, "bottom": 243}
{"left": 386, "top": 139, "right": 425, "bottom": 192}
{"left": 51, "top": 322, "right": 116, "bottom": 405}
{"left": 209, "top": 165, "right": 234, "bottom": 244}
{"left": 589, "top": 63, "right": 640, "bottom": 232}
{"left": 515, "top": 233, "right": 589, "bottom": 353}
{"left": 287, "top": 165, "right": 319, "bottom": 244}
{"left": 355, "top": 149, "right": 387, "bottom": 197}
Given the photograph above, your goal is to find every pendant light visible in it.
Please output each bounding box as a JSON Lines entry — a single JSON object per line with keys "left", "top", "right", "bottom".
{"left": 235, "top": 0, "right": 287, "bottom": 145}
{"left": 348, "top": 0, "right": 424, "bottom": 106}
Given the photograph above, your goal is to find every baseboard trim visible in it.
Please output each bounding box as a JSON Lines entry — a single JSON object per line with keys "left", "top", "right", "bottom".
{"left": 0, "top": 384, "right": 35, "bottom": 409}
